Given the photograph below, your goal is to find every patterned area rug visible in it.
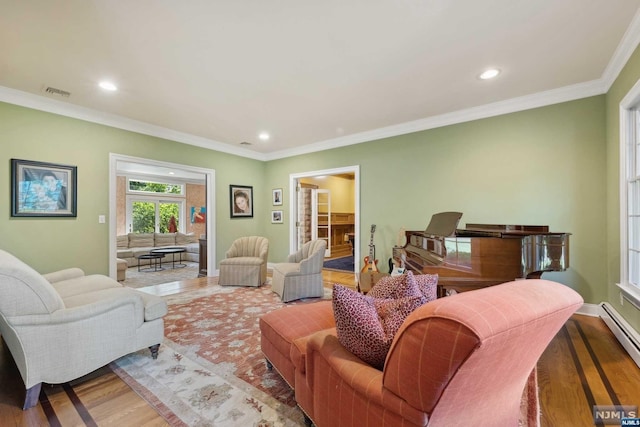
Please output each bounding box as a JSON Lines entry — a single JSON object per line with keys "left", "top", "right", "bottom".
{"left": 111, "top": 285, "right": 325, "bottom": 426}
{"left": 123, "top": 261, "right": 200, "bottom": 289}
{"left": 110, "top": 284, "right": 539, "bottom": 427}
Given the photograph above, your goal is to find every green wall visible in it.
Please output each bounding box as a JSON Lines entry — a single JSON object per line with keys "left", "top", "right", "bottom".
{"left": 605, "top": 44, "right": 640, "bottom": 330}
{"left": 265, "top": 97, "right": 607, "bottom": 302}
{"left": 0, "top": 102, "right": 265, "bottom": 274}
{"left": 0, "top": 79, "right": 621, "bottom": 311}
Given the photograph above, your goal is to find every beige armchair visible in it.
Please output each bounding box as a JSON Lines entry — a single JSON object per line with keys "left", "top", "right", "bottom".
{"left": 0, "top": 249, "right": 167, "bottom": 409}
{"left": 271, "top": 239, "right": 327, "bottom": 302}
{"left": 218, "top": 236, "right": 269, "bottom": 287}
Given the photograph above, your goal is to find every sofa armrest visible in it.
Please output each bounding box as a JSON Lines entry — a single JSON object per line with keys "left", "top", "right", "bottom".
{"left": 306, "top": 330, "right": 425, "bottom": 425}
{"left": 43, "top": 268, "right": 85, "bottom": 283}
{"left": 8, "top": 289, "right": 145, "bottom": 327}
{"left": 298, "top": 249, "right": 323, "bottom": 274}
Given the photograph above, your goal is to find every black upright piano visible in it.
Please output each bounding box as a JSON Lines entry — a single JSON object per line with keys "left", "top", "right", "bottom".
{"left": 393, "top": 212, "right": 570, "bottom": 296}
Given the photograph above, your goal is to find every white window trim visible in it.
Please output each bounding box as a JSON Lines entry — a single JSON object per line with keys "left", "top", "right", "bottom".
{"left": 618, "top": 78, "right": 640, "bottom": 307}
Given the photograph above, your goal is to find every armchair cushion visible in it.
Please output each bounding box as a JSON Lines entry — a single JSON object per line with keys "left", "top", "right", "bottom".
{"left": 42, "top": 268, "right": 85, "bottom": 284}
{"left": 50, "top": 274, "right": 122, "bottom": 299}
{"left": 332, "top": 284, "right": 427, "bottom": 370}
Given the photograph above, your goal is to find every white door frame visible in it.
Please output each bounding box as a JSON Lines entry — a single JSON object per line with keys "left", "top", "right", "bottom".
{"left": 108, "top": 153, "right": 216, "bottom": 279}
{"left": 289, "top": 165, "right": 360, "bottom": 270}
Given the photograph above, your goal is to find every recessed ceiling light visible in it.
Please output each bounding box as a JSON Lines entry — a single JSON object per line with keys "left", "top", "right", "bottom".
{"left": 258, "top": 132, "right": 270, "bottom": 141}
{"left": 479, "top": 69, "right": 500, "bottom": 80}
{"left": 99, "top": 81, "right": 118, "bottom": 91}
{"left": 168, "top": 171, "right": 175, "bottom": 175}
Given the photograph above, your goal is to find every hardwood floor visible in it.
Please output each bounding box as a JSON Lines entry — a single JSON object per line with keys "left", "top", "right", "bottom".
{"left": 1, "top": 271, "right": 638, "bottom": 426}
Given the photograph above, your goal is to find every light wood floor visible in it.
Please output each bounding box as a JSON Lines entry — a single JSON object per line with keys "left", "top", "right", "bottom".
{"left": 1, "top": 271, "right": 638, "bottom": 426}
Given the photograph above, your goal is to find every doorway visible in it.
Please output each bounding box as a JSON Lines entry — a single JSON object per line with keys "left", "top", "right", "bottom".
{"left": 108, "top": 154, "right": 216, "bottom": 280}
{"left": 288, "top": 165, "right": 360, "bottom": 272}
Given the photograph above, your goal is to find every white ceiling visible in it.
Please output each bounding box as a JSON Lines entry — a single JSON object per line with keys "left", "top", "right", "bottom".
{"left": 2, "top": 0, "right": 640, "bottom": 161}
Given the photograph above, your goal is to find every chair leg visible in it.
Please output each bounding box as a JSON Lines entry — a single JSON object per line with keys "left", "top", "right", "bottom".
{"left": 23, "top": 382, "right": 41, "bottom": 410}
{"left": 149, "top": 344, "right": 160, "bottom": 359}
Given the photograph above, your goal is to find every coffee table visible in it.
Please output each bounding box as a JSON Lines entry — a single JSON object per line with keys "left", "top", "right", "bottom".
{"left": 137, "top": 253, "right": 165, "bottom": 272}
{"left": 150, "top": 247, "right": 187, "bottom": 269}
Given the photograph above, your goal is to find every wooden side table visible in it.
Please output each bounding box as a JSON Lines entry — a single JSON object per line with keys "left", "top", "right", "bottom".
{"left": 198, "top": 238, "right": 207, "bottom": 277}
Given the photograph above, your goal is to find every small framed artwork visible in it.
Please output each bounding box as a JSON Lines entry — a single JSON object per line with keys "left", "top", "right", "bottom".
{"left": 190, "top": 206, "right": 206, "bottom": 223}
{"left": 271, "top": 210, "right": 283, "bottom": 224}
{"left": 230, "top": 185, "right": 253, "bottom": 218}
{"left": 272, "top": 188, "right": 283, "bottom": 206}
{"left": 11, "top": 159, "right": 77, "bottom": 217}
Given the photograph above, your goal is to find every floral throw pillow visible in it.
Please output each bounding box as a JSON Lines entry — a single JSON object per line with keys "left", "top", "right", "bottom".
{"left": 332, "top": 284, "right": 426, "bottom": 370}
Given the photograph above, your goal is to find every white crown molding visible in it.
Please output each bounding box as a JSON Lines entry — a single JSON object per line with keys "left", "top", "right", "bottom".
{"left": 602, "top": 7, "right": 640, "bottom": 91}
{"left": 0, "top": 85, "right": 265, "bottom": 161}
{"left": 265, "top": 79, "right": 606, "bottom": 161}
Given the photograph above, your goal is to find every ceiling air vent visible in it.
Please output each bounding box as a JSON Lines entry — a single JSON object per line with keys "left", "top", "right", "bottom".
{"left": 43, "top": 86, "right": 71, "bottom": 98}
{"left": 240, "top": 141, "right": 252, "bottom": 146}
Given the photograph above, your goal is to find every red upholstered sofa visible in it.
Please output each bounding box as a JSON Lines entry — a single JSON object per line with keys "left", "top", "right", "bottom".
{"left": 260, "top": 279, "right": 583, "bottom": 427}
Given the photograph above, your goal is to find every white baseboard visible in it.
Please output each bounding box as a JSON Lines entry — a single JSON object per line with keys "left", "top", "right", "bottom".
{"left": 599, "top": 302, "right": 640, "bottom": 369}
{"left": 576, "top": 303, "right": 600, "bottom": 317}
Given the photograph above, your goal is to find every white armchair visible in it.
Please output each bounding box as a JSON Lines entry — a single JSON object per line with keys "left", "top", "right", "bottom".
{"left": 0, "top": 249, "right": 167, "bottom": 409}
{"left": 271, "top": 239, "right": 327, "bottom": 302}
{"left": 218, "top": 236, "right": 269, "bottom": 287}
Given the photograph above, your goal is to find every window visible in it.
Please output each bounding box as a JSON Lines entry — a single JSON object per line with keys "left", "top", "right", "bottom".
{"left": 628, "top": 110, "right": 640, "bottom": 287}
{"left": 128, "top": 179, "right": 183, "bottom": 195}
{"left": 620, "top": 80, "right": 640, "bottom": 305}
{"left": 126, "top": 179, "right": 185, "bottom": 234}
{"left": 129, "top": 199, "right": 182, "bottom": 233}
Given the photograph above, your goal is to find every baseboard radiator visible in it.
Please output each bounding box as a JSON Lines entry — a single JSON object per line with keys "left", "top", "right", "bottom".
{"left": 600, "top": 302, "right": 640, "bottom": 369}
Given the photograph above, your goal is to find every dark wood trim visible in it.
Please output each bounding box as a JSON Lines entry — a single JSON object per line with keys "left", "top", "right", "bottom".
{"left": 63, "top": 383, "right": 97, "bottom": 427}
{"left": 38, "top": 386, "right": 61, "bottom": 427}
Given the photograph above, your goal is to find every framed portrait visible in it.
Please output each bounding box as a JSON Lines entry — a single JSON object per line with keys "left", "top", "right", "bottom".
{"left": 271, "top": 210, "right": 283, "bottom": 224}
{"left": 272, "top": 188, "right": 283, "bottom": 206}
{"left": 11, "top": 159, "right": 77, "bottom": 217}
{"left": 190, "top": 206, "right": 206, "bottom": 223}
{"left": 230, "top": 185, "right": 253, "bottom": 218}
